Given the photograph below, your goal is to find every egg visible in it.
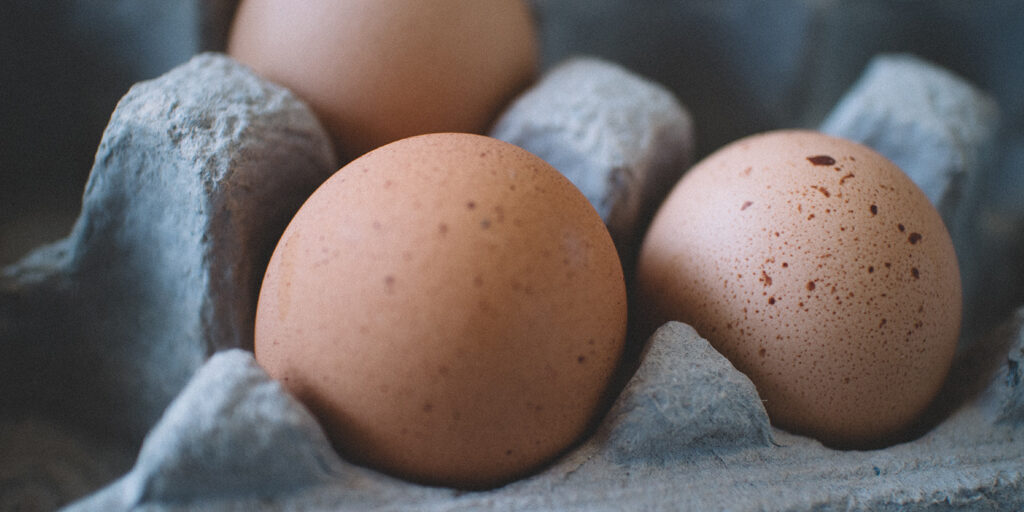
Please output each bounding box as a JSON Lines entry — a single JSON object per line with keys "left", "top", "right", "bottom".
{"left": 637, "top": 130, "right": 961, "bottom": 448}
{"left": 227, "top": 0, "right": 537, "bottom": 161}
{"left": 254, "top": 133, "right": 627, "bottom": 488}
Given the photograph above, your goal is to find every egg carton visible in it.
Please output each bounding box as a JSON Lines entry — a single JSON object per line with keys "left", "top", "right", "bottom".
{"left": 3, "top": 2, "right": 1024, "bottom": 511}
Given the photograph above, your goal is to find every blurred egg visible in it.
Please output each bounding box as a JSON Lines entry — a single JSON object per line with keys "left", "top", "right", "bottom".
{"left": 637, "top": 130, "right": 961, "bottom": 447}
{"left": 254, "top": 133, "right": 627, "bottom": 488}
{"left": 227, "top": 0, "right": 537, "bottom": 160}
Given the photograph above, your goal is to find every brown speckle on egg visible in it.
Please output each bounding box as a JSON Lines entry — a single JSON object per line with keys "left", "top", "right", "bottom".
{"left": 807, "top": 155, "right": 836, "bottom": 166}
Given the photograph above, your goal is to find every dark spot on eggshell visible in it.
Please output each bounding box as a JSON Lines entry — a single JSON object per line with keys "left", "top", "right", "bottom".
{"left": 384, "top": 275, "right": 396, "bottom": 293}
{"left": 870, "top": 204, "right": 878, "bottom": 216}
{"left": 466, "top": 201, "right": 476, "bottom": 210}
{"left": 438, "top": 223, "right": 449, "bottom": 235}
{"left": 759, "top": 347, "right": 767, "bottom": 358}
{"left": 898, "top": 223, "right": 905, "bottom": 232}
{"left": 768, "top": 296, "right": 776, "bottom": 305}
{"left": 868, "top": 266, "right": 875, "bottom": 273}
{"left": 839, "top": 173, "right": 855, "bottom": 185}
{"left": 423, "top": 403, "right": 433, "bottom": 413}
{"left": 911, "top": 267, "right": 920, "bottom": 279}
{"left": 577, "top": 355, "right": 586, "bottom": 363}
{"left": 741, "top": 200, "right": 753, "bottom": 211}
{"left": 760, "top": 270, "right": 772, "bottom": 286}
{"left": 806, "top": 281, "right": 816, "bottom": 291}
{"left": 807, "top": 155, "right": 836, "bottom": 166}
{"left": 481, "top": 219, "right": 491, "bottom": 229}
{"left": 811, "top": 185, "right": 831, "bottom": 198}
{"left": 908, "top": 232, "right": 922, "bottom": 244}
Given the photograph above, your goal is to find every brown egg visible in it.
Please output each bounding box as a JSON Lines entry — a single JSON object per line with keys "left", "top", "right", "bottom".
{"left": 637, "top": 130, "right": 961, "bottom": 448}
{"left": 255, "top": 133, "right": 627, "bottom": 488}
{"left": 227, "top": 0, "right": 537, "bottom": 161}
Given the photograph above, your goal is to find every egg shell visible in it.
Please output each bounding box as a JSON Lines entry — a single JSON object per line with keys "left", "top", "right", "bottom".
{"left": 254, "top": 133, "right": 627, "bottom": 488}
{"left": 637, "top": 130, "right": 962, "bottom": 448}
{"left": 227, "top": 0, "right": 537, "bottom": 161}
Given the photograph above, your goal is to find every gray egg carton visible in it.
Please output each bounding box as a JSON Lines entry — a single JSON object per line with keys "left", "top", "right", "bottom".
{"left": 2, "top": 2, "right": 1023, "bottom": 511}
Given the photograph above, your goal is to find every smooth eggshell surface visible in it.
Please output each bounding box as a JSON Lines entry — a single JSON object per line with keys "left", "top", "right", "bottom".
{"left": 227, "top": 0, "right": 537, "bottom": 161}
{"left": 637, "top": 130, "right": 961, "bottom": 448}
{"left": 255, "top": 133, "right": 627, "bottom": 488}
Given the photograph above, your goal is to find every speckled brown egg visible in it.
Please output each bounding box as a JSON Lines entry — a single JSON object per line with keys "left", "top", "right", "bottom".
{"left": 637, "top": 130, "right": 961, "bottom": 448}
{"left": 254, "top": 133, "right": 627, "bottom": 489}
{"left": 227, "top": 0, "right": 537, "bottom": 161}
